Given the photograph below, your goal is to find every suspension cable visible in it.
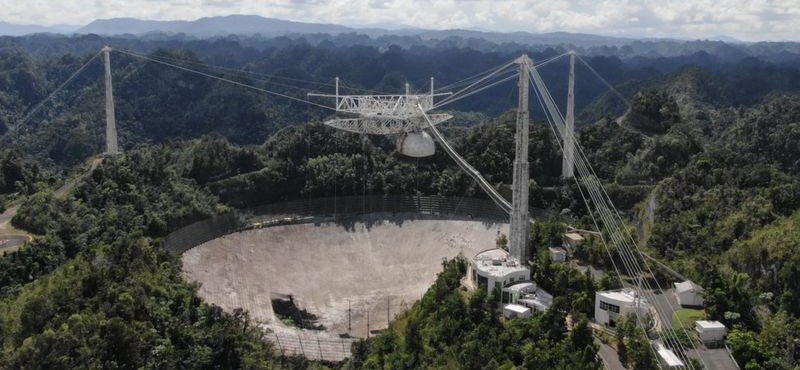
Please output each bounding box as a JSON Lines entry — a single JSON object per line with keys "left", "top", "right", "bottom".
{"left": 528, "top": 65, "right": 706, "bottom": 369}
{"left": 575, "top": 54, "right": 630, "bottom": 107}
{"left": 433, "top": 59, "right": 517, "bottom": 93}
{"left": 12, "top": 51, "right": 102, "bottom": 132}
{"left": 434, "top": 71, "right": 519, "bottom": 109}
{"left": 115, "top": 47, "right": 337, "bottom": 88}
{"left": 530, "top": 68, "right": 692, "bottom": 364}
{"left": 434, "top": 69, "right": 517, "bottom": 109}
{"left": 434, "top": 58, "right": 518, "bottom": 108}
{"left": 433, "top": 52, "right": 568, "bottom": 94}
{"left": 115, "top": 49, "right": 337, "bottom": 111}
{"left": 535, "top": 89, "right": 690, "bottom": 367}
{"left": 117, "top": 48, "right": 336, "bottom": 97}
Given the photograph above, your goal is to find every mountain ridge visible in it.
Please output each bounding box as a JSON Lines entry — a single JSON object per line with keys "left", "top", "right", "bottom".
{"left": 5, "top": 14, "right": 670, "bottom": 48}
{"left": 0, "top": 21, "right": 77, "bottom": 36}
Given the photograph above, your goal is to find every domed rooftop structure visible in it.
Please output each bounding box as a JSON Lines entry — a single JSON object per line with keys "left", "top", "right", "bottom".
{"left": 396, "top": 131, "right": 436, "bottom": 157}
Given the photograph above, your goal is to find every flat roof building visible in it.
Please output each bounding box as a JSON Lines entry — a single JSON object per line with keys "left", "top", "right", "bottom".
{"left": 469, "top": 248, "right": 530, "bottom": 294}
{"left": 594, "top": 288, "right": 651, "bottom": 327}
{"left": 502, "top": 281, "right": 553, "bottom": 312}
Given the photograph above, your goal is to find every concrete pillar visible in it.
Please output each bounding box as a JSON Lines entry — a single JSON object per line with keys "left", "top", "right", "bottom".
{"left": 509, "top": 55, "right": 531, "bottom": 264}
{"left": 102, "top": 46, "right": 119, "bottom": 155}
{"left": 562, "top": 51, "right": 576, "bottom": 179}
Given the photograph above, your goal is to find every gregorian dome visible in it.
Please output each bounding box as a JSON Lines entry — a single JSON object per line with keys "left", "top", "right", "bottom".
{"left": 395, "top": 131, "right": 436, "bottom": 157}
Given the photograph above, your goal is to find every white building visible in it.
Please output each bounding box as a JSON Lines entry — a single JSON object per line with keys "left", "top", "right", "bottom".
{"left": 548, "top": 246, "right": 567, "bottom": 262}
{"left": 563, "top": 233, "right": 584, "bottom": 254}
{"left": 654, "top": 341, "right": 685, "bottom": 369}
{"left": 502, "top": 281, "right": 553, "bottom": 312}
{"left": 503, "top": 304, "right": 532, "bottom": 319}
{"left": 469, "top": 248, "right": 530, "bottom": 293}
{"left": 674, "top": 280, "right": 704, "bottom": 307}
{"left": 696, "top": 320, "right": 726, "bottom": 346}
{"left": 594, "top": 289, "right": 651, "bottom": 327}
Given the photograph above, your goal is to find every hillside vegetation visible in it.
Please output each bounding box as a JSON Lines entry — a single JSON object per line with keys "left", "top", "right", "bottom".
{"left": 0, "top": 35, "right": 800, "bottom": 369}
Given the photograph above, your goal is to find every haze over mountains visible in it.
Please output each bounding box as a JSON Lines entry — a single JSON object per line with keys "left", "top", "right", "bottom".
{"left": 77, "top": 15, "right": 353, "bottom": 38}
{"left": 0, "top": 21, "right": 77, "bottom": 36}
{"left": 8, "top": 14, "right": 799, "bottom": 62}
{"left": 1, "top": 14, "right": 714, "bottom": 48}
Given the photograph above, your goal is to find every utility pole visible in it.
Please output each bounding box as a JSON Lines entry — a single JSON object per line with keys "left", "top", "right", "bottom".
{"left": 509, "top": 54, "right": 531, "bottom": 265}
{"left": 366, "top": 310, "right": 370, "bottom": 338}
{"left": 348, "top": 299, "right": 351, "bottom": 332}
{"left": 386, "top": 296, "right": 390, "bottom": 328}
{"left": 102, "top": 46, "right": 119, "bottom": 155}
{"left": 562, "top": 51, "right": 576, "bottom": 179}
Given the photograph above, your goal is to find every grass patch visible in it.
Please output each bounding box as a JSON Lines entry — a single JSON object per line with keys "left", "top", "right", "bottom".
{"left": 673, "top": 308, "right": 705, "bottom": 329}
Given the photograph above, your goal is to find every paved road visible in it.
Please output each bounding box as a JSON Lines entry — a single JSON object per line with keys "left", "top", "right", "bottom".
{"left": 650, "top": 288, "right": 679, "bottom": 330}
{"left": 54, "top": 157, "right": 103, "bottom": 199}
{"left": 0, "top": 235, "right": 30, "bottom": 254}
{"left": 1, "top": 205, "right": 31, "bottom": 254}
{"left": 596, "top": 340, "right": 628, "bottom": 370}
{"left": 689, "top": 346, "right": 740, "bottom": 370}
{"left": 0, "top": 205, "right": 16, "bottom": 228}
{"left": 0, "top": 156, "right": 102, "bottom": 255}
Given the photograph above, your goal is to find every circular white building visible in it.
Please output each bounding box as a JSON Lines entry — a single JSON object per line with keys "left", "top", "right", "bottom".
{"left": 468, "top": 248, "right": 530, "bottom": 293}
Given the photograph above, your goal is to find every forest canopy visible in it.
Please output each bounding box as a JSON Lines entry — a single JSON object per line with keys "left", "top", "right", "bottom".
{"left": 1, "top": 32, "right": 800, "bottom": 369}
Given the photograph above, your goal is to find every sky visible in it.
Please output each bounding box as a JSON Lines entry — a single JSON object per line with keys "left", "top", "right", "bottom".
{"left": 1, "top": 0, "right": 798, "bottom": 41}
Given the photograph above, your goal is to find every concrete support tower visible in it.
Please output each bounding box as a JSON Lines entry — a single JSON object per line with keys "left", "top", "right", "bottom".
{"left": 562, "top": 51, "right": 576, "bottom": 179}
{"left": 102, "top": 46, "right": 119, "bottom": 155}
{"left": 509, "top": 55, "right": 531, "bottom": 264}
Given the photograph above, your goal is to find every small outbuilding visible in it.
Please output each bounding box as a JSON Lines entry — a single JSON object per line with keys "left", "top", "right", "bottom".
{"left": 503, "top": 304, "right": 532, "bottom": 319}
{"left": 502, "top": 281, "right": 553, "bottom": 312}
{"left": 674, "top": 280, "right": 704, "bottom": 307}
{"left": 548, "top": 247, "right": 567, "bottom": 263}
{"left": 562, "top": 233, "right": 584, "bottom": 253}
{"left": 696, "top": 320, "right": 726, "bottom": 347}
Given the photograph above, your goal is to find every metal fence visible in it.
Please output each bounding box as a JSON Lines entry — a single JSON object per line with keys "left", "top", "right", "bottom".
{"left": 163, "top": 212, "right": 241, "bottom": 254}
{"left": 271, "top": 332, "right": 358, "bottom": 362}
{"left": 243, "top": 195, "right": 509, "bottom": 221}
{"left": 165, "top": 195, "right": 509, "bottom": 254}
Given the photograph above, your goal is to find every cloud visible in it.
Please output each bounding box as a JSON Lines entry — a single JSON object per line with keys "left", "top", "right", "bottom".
{"left": 0, "top": 0, "right": 796, "bottom": 41}
{"left": 203, "top": 0, "right": 239, "bottom": 7}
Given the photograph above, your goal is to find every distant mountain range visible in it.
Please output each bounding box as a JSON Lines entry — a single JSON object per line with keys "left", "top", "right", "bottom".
{"left": 0, "top": 21, "right": 76, "bottom": 36}
{"left": 76, "top": 15, "right": 354, "bottom": 38}
{"left": 3, "top": 14, "right": 652, "bottom": 48}
{"left": 74, "top": 15, "right": 641, "bottom": 47}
